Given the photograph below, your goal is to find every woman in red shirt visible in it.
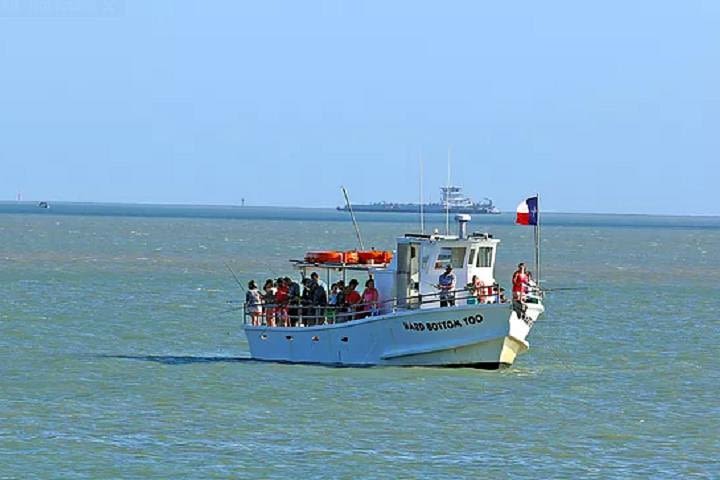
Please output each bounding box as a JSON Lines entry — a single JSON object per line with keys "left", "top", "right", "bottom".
{"left": 512, "top": 263, "right": 528, "bottom": 302}
{"left": 274, "top": 277, "right": 289, "bottom": 327}
{"left": 344, "top": 279, "right": 361, "bottom": 321}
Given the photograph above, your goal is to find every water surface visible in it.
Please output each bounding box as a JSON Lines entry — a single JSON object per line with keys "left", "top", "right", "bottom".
{"left": 0, "top": 205, "right": 717, "bottom": 478}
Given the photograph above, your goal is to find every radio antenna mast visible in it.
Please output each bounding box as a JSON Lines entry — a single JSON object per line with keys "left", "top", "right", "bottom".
{"left": 445, "top": 147, "right": 451, "bottom": 235}
{"left": 419, "top": 153, "right": 425, "bottom": 234}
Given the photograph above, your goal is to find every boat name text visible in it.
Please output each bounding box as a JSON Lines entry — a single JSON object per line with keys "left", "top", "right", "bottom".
{"left": 402, "top": 314, "right": 484, "bottom": 332}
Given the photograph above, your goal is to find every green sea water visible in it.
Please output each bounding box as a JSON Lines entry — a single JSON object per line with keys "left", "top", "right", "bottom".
{"left": 1, "top": 205, "right": 718, "bottom": 478}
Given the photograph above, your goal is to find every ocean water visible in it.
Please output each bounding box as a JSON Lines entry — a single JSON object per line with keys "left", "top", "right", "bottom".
{"left": 0, "top": 204, "right": 718, "bottom": 478}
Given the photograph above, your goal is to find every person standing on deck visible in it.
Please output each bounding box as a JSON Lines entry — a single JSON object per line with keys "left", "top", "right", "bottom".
{"left": 275, "top": 277, "right": 289, "bottom": 327}
{"left": 334, "top": 280, "right": 346, "bottom": 322}
{"left": 344, "top": 279, "right": 361, "bottom": 320}
{"left": 360, "top": 278, "right": 380, "bottom": 318}
{"left": 438, "top": 265, "right": 456, "bottom": 307}
{"left": 525, "top": 271, "right": 537, "bottom": 296}
{"left": 300, "top": 278, "right": 313, "bottom": 326}
{"left": 285, "top": 276, "right": 301, "bottom": 327}
{"left": 511, "top": 263, "right": 529, "bottom": 319}
{"left": 310, "top": 278, "right": 327, "bottom": 326}
{"left": 512, "top": 263, "right": 528, "bottom": 302}
{"left": 245, "top": 280, "right": 263, "bottom": 326}
{"left": 262, "top": 279, "right": 277, "bottom": 327}
{"left": 310, "top": 271, "right": 327, "bottom": 292}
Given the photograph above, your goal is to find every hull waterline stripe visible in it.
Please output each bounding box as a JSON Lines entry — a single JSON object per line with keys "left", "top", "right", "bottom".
{"left": 380, "top": 334, "right": 529, "bottom": 360}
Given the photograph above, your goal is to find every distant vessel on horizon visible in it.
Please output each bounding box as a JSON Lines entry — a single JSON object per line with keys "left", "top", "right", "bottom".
{"left": 337, "top": 186, "right": 501, "bottom": 214}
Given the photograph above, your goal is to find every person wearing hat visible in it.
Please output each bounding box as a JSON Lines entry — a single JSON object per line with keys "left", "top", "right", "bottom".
{"left": 438, "top": 265, "right": 456, "bottom": 307}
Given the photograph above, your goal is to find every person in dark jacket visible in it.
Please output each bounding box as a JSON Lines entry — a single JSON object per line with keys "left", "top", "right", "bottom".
{"left": 285, "top": 276, "right": 301, "bottom": 326}
{"left": 300, "top": 278, "right": 313, "bottom": 326}
{"left": 310, "top": 279, "right": 327, "bottom": 325}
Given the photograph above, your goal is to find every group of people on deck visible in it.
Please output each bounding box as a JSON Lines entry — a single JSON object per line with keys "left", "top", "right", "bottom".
{"left": 244, "top": 272, "right": 380, "bottom": 327}
{"left": 510, "top": 262, "right": 538, "bottom": 319}
{"left": 246, "top": 263, "right": 538, "bottom": 324}
{"left": 436, "top": 265, "right": 509, "bottom": 307}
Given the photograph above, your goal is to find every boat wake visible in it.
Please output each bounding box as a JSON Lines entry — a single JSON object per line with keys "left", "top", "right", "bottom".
{"left": 96, "top": 354, "right": 254, "bottom": 365}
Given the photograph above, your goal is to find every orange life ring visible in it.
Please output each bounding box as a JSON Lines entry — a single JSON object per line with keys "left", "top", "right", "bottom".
{"left": 356, "top": 250, "right": 393, "bottom": 264}
{"left": 304, "top": 251, "right": 343, "bottom": 263}
{"left": 356, "top": 251, "right": 376, "bottom": 263}
{"left": 377, "top": 251, "right": 393, "bottom": 264}
{"left": 344, "top": 251, "right": 360, "bottom": 264}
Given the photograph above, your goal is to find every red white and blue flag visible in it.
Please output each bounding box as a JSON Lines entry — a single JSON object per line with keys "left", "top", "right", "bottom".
{"left": 516, "top": 196, "right": 539, "bottom": 226}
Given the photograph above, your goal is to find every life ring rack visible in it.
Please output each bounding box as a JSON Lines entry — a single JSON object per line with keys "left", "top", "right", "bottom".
{"left": 303, "top": 250, "right": 393, "bottom": 265}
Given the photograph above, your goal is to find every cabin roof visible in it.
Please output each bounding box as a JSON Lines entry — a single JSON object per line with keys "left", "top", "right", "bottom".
{"left": 289, "top": 260, "right": 389, "bottom": 271}
{"left": 398, "top": 232, "right": 499, "bottom": 245}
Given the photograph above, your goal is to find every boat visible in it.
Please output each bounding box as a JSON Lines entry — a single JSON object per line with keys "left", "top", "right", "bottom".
{"left": 241, "top": 215, "right": 544, "bottom": 369}
{"left": 336, "top": 186, "right": 501, "bottom": 214}
{"left": 38, "top": 201, "right": 49, "bottom": 209}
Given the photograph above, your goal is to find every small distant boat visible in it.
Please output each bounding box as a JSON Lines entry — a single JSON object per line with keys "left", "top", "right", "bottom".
{"left": 38, "top": 201, "right": 49, "bottom": 209}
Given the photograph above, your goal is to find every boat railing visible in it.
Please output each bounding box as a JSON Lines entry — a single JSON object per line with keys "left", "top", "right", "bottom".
{"left": 241, "top": 287, "right": 506, "bottom": 327}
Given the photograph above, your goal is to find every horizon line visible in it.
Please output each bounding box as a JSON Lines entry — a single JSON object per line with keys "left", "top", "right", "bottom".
{"left": 1, "top": 199, "right": 718, "bottom": 218}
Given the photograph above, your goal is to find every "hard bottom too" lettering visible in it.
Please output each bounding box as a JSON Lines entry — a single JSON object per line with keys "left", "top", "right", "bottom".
{"left": 402, "top": 314, "right": 484, "bottom": 332}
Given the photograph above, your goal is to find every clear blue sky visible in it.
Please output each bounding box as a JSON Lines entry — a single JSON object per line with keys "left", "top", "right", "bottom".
{"left": 1, "top": 1, "right": 718, "bottom": 214}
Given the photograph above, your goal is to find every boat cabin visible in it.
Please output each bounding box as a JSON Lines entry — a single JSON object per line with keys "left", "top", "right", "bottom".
{"left": 292, "top": 215, "right": 499, "bottom": 315}
{"left": 373, "top": 215, "right": 499, "bottom": 311}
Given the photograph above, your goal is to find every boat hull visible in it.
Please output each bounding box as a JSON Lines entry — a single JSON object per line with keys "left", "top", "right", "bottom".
{"left": 243, "top": 302, "right": 542, "bottom": 368}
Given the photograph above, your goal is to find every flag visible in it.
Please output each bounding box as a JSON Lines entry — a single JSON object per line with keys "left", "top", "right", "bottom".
{"left": 516, "top": 196, "right": 538, "bottom": 226}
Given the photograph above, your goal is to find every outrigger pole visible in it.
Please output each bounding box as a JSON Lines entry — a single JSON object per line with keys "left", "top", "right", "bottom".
{"left": 341, "top": 186, "right": 365, "bottom": 250}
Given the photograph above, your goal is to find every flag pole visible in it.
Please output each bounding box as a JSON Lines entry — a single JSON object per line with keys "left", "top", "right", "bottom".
{"left": 535, "top": 192, "right": 541, "bottom": 289}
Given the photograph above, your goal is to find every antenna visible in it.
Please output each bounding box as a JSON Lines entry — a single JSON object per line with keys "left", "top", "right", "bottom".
{"left": 341, "top": 186, "right": 365, "bottom": 250}
{"left": 445, "top": 147, "right": 451, "bottom": 235}
{"left": 419, "top": 153, "right": 424, "bottom": 234}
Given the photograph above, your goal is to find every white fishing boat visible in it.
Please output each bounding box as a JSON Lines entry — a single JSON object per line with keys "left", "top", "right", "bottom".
{"left": 242, "top": 214, "right": 544, "bottom": 369}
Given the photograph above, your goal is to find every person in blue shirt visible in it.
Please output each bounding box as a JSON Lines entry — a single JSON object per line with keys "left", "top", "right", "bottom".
{"left": 438, "top": 265, "right": 456, "bottom": 307}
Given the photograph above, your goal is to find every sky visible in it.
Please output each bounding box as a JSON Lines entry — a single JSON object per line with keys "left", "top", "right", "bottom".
{"left": 0, "top": 0, "right": 718, "bottom": 215}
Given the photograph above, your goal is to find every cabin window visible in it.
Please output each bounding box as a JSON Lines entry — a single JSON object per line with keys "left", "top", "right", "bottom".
{"left": 468, "top": 249, "right": 476, "bottom": 266}
{"left": 435, "top": 247, "right": 467, "bottom": 269}
{"left": 476, "top": 247, "right": 493, "bottom": 268}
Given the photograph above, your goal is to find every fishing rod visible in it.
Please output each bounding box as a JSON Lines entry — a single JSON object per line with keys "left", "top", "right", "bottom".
{"left": 219, "top": 305, "right": 245, "bottom": 315}
{"left": 540, "top": 286, "right": 588, "bottom": 292}
{"left": 224, "top": 262, "right": 246, "bottom": 292}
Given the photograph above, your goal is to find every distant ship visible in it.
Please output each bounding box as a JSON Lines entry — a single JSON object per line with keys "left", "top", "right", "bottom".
{"left": 338, "top": 186, "right": 501, "bottom": 214}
